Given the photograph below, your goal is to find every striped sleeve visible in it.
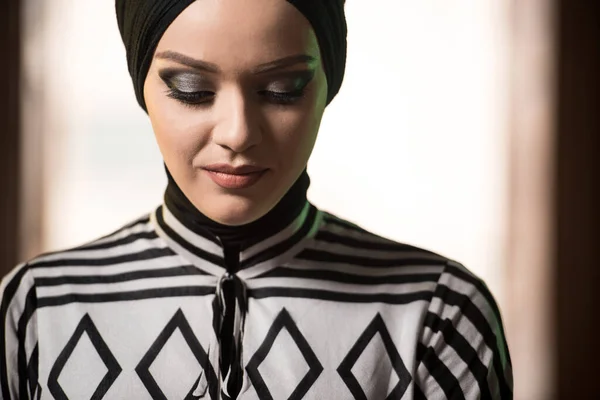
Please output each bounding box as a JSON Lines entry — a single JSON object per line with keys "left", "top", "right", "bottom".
{"left": 414, "top": 261, "right": 513, "bottom": 399}
{"left": 0, "top": 263, "right": 39, "bottom": 400}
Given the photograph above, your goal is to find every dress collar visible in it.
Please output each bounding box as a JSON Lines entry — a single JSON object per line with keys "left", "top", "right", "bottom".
{"left": 151, "top": 169, "right": 322, "bottom": 278}
{"left": 162, "top": 168, "right": 311, "bottom": 250}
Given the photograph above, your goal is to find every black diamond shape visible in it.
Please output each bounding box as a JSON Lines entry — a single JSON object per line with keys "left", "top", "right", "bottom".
{"left": 246, "top": 308, "right": 323, "bottom": 400}
{"left": 337, "top": 313, "right": 412, "bottom": 400}
{"left": 136, "top": 308, "right": 218, "bottom": 400}
{"left": 48, "top": 314, "right": 121, "bottom": 400}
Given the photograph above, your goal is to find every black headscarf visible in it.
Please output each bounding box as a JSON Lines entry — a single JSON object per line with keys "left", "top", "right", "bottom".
{"left": 116, "top": 0, "right": 347, "bottom": 111}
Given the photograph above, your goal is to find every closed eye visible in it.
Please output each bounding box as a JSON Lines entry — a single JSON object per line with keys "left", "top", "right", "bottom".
{"left": 166, "top": 88, "right": 215, "bottom": 106}
{"left": 259, "top": 88, "right": 306, "bottom": 105}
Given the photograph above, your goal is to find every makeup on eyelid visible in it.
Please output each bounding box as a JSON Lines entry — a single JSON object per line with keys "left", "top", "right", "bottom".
{"left": 159, "top": 70, "right": 212, "bottom": 93}
{"left": 158, "top": 68, "right": 316, "bottom": 99}
{"left": 263, "top": 69, "right": 315, "bottom": 93}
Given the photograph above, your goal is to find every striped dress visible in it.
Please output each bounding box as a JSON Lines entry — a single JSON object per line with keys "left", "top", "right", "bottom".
{"left": 0, "top": 201, "right": 513, "bottom": 399}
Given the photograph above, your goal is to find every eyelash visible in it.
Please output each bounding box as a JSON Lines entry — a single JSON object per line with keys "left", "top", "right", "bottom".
{"left": 166, "top": 89, "right": 213, "bottom": 106}
{"left": 166, "top": 88, "right": 306, "bottom": 107}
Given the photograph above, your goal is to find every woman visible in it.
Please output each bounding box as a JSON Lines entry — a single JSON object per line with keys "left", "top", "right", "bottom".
{"left": 0, "top": 0, "right": 513, "bottom": 398}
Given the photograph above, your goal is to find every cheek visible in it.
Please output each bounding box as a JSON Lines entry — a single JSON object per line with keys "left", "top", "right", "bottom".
{"left": 261, "top": 64, "right": 327, "bottom": 165}
{"left": 145, "top": 81, "right": 210, "bottom": 165}
{"left": 269, "top": 95, "right": 325, "bottom": 168}
{"left": 283, "top": 113, "right": 319, "bottom": 159}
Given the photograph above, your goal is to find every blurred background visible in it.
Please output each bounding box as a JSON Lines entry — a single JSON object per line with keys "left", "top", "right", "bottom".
{"left": 1, "top": 0, "right": 598, "bottom": 398}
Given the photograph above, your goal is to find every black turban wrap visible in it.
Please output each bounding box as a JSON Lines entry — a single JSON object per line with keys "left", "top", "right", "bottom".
{"left": 116, "top": 0, "right": 347, "bottom": 111}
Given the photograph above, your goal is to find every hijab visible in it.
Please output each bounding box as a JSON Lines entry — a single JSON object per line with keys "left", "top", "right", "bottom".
{"left": 116, "top": 0, "right": 347, "bottom": 110}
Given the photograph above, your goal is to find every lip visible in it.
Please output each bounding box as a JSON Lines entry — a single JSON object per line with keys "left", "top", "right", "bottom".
{"left": 202, "top": 164, "right": 268, "bottom": 189}
{"left": 203, "top": 163, "right": 267, "bottom": 175}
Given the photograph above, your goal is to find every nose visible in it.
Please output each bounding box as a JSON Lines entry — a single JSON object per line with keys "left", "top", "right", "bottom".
{"left": 212, "top": 87, "right": 262, "bottom": 153}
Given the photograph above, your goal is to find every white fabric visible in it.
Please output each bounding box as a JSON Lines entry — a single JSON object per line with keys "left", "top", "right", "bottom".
{"left": 0, "top": 204, "right": 512, "bottom": 399}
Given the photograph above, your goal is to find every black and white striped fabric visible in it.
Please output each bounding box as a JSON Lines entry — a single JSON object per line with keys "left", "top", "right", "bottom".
{"left": 0, "top": 201, "right": 513, "bottom": 399}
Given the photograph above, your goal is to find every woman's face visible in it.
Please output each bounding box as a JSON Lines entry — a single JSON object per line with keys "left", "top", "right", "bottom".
{"left": 144, "top": 0, "right": 328, "bottom": 226}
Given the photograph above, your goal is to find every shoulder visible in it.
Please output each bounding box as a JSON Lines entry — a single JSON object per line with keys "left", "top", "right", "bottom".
{"left": 430, "top": 259, "right": 505, "bottom": 329}
{"left": 318, "top": 210, "right": 499, "bottom": 294}
{"left": 0, "top": 212, "right": 164, "bottom": 310}
{"left": 315, "top": 210, "right": 447, "bottom": 260}
{"left": 317, "top": 211, "right": 514, "bottom": 397}
{"left": 25, "top": 212, "right": 160, "bottom": 268}
{"left": 316, "top": 211, "right": 509, "bottom": 350}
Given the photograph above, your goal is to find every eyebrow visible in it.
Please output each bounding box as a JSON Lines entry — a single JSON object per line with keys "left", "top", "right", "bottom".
{"left": 254, "top": 54, "right": 317, "bottom": 74}
{"left": 154, "top": 51, "right": 317, "bottom": 74}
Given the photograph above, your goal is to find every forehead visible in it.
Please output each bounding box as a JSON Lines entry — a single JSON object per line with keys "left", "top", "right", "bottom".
{"left": 156, "top": 0, "right": 320, "bottom": 69}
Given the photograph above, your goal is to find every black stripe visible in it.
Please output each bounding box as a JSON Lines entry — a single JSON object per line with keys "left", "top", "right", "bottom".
{"left": 249, "top": 287, "right": 433, "bottom": 304}
{"left": 72, "top": 230, "right": 158, "bottom": 252}
{"left": 27, "top": 343, "right": 39, "bottom": 399}
{"left": 423, "top": 312, "right": 492, "bottom": 400}
{"left": 17, "top": 287, "right": 37, "bottom": 400}
{"left": 241, "top": 204, "right": 318, "bottom": 269}
{"left": 28, "top": 247, "right": 175, "bottom": 269}
{"left": 315, "top": 230, "right": 441, "bottom": 255}
{"left": 87, "top": 215, "right": 151, "bottom": 240}
{"left": 221, "top": 392, "right": 233, "bottom": 400}
{"left": 417, "top": 342, "right": 466, "bottom": 400}
{"left": 6, "top": 219, "right": 155, "bottom": 274}
{"left": 37, "top": 286, "right": 215, "bottom": 308}
{"left": 72, "top": 216, "right": 152, "bottom": 250}
{"left": 444, "top": 263, "right": 512, "bottom": 367}
{"left": 120, "top": 214, "right": 151, "bottom": 230}
{"left": 160, "top": 204, "right": 222, "bottom": 247}
{"left": 34, "top": 265, "right": 208, "bottom": 287}
{"left": 155, "top": 206, "right": 224, "bottom": 267}
{"left": 433, "top": 284, "right": 512, "bottom": 399}
{"left": 322, "top": 215, "right": 369, "bottom": 233}
{"left": 297, "top": 248, "right": 447, "bottom": 268}
{"left": 0, "top": 263, "right": 31, "bottom": 399}
{"left": 444, "top": 264, "right": 504, "bottom": 331}
{"left": 255, "top": 266, "right": 440, "bottom": 286}
{"left": 413, "top": 382, "right": 427, "bottom": 400}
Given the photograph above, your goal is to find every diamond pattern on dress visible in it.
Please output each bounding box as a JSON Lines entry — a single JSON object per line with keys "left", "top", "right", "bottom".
{"left": 246, "top": 308, "right": 323, "bottom": 400}
{"left": 136, "top": 308, "right": 218, "bottom": 400}
{"left": 48, "top": 314, "right": 121, "bottom": 400}
{"left": 337, "top": 313, "right": 411, "bottom": 400}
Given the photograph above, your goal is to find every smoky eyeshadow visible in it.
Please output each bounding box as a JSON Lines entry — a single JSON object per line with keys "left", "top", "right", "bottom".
{"left": 158, "top": 69, "right": 211, "bottom": 93}
{"left": 263, "top": 69, "right": 316, "bottom": 93}
{"left": 158, "top": 68, "right": 315, "bottom": 94}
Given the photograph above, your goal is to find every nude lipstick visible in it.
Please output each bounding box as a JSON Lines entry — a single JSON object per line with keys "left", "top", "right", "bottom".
{"left": 203, "top": 164, "right": 267, "bottom": 189}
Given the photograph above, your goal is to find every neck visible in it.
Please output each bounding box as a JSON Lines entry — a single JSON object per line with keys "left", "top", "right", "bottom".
{"left": 164, "top": 167, "right": 310, "bottom": 250}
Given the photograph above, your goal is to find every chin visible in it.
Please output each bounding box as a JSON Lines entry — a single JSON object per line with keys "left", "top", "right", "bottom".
{"left": 199, "top": 194, "right": 272, "bottom": 226}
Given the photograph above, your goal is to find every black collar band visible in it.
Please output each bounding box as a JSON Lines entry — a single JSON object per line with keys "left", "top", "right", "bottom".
{"left": 163, "top": 167, "right": 311, "bottom": 251}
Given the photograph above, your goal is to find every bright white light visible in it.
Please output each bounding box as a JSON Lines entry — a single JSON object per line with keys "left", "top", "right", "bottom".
{"left": 310, "top": 0, "right": 509, "bottom": 304}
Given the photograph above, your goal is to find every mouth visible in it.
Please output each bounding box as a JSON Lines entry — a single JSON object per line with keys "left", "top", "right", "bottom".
{"left": 202, "top": 164, "right": 268, "bottom": 189}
